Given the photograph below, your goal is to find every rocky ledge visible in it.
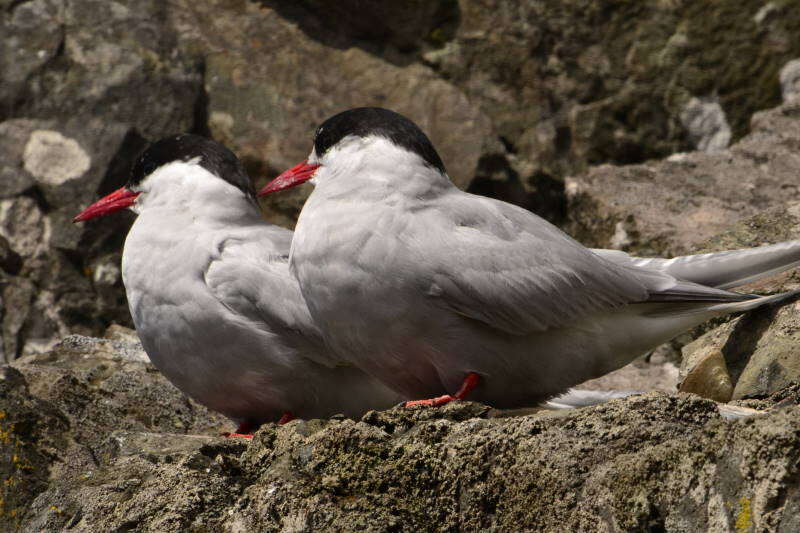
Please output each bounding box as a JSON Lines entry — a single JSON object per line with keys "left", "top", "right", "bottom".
{"left": 2, "top": 328, "right": 799, "bottom": 531}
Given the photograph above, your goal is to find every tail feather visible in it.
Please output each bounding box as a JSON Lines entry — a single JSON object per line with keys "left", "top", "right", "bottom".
{"left": 642, "top": 288, "right": 800, "bottom": 318}
{"left": 593, "top": 240, "right": 800, "bottom": 289}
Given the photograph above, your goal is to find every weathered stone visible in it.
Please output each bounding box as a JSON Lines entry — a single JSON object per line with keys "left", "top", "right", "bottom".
{"left": 178, "top": 2, "right": 493, "bottom": 225}
{"left": 565, "top": 100, "right": 800, "bottom": 255}
{"left": 680, "top": 343, "right": 734, "bottom": 403}
{"left": 7, "top": 340, "right": 800, "bottom": 531}
{"left": 678, "top": 203, "right": 800, "bottom": 400}
{"left": 0, "top": 334, "right": 229, "bottom": 530}
{"left": 3, "top": 0, "right": 800, "bottom": 356}
{"left": 0, "top": 120, "right": 41, "bottom": 198}
{"left": 781, "top": 59, "right": 800, "bottom": 102}
{"left": 680, "top": 97, "right": 732, "bottom": 153}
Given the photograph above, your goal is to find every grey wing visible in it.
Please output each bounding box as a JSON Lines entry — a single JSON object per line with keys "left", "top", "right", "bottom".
{"left": 424, "top": 193, "right": 753, "bottom": 335}
{"left": 203, "top": 228, "right": 330, "bottom": 362}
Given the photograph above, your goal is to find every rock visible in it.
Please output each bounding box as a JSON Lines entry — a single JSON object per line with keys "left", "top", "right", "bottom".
{"left": 434, "top": 1, "right": 800, "bottom": 196}
{"left": 679, "top": 203, "right": 800, "bottom": 401}
{"left": 0, "top": 334, "right": 229, "bottom": 530}
{"left": 565, "top": 99, "right": 800, "bottom": 254}
{"left": 23, "top": 130, "right": 91, "bottom": 186}
{"left": 679, "top": 343, "right": 734, "bottom": 402}
{"left": 680, "top": 97, "right": 732, "bottom": 153}
{"left": 5, "top": 339, "right": 800, "bottom": 531}
{"left": 180, "top": 2, "right": 494, "bottom": 226}
{"left": 781, "top": 59, "right": 800, "bottom": 102}
{"left": 0, "top": 118, "right": 138, "bottom": 360}
{"left": 2, "top": 0, "right": 800, "bottom": 357}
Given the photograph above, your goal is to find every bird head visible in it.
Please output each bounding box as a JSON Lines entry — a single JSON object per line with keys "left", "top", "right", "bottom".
{"left": 74, "top": 134, "right": 256, "bottom": 222}
{"left": 258, "top": 107, "right": 447, "bottom": 197}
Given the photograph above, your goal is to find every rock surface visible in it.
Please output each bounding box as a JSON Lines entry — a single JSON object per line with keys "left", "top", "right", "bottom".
{"left": 680, "top": 204, "right": 800, "bottom": 402}
{"left": 565, "top": 98, "right": 800, "bottom": 255}
{"left": 3, "top": 332, "right": 800, "bottom": 531}
{"left": 2, "top": 1, "right": 800, "bottom": 359}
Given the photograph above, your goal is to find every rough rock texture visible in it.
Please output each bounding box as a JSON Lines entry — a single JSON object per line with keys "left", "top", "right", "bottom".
{"left": 565, "top": 98, "right": 800, "bottom": 255}
{"left": 0, "top": 330, "right": 228, "bottom": 528}
{"left": 2, "top": 1, "right": 800, "bottom": 359}
{"left": 4, "top": 334, "right": 800, "bottom": 531}
{"left": 679, "top": 204, "right": 800, "bottom": 401}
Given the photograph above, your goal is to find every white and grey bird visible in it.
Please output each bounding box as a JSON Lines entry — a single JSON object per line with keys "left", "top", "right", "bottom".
{"left": 259, "top": 107, "right": 800, "bottom": 409}
{"left": 74, "top": 134, "right": 403, "bottom": 434}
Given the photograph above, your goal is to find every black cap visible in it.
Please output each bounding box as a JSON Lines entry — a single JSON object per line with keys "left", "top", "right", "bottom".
{"left": 129, "top": 134, "right": 255, "bottom": 198}
{"left": 313, "top": 107, "right": 446, "bottom": 175}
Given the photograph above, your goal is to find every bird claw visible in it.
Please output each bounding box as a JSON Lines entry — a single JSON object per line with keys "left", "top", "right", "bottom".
{"left": 403, "top": 372, "right": 481, "bottom": 409}
{"left": 404, "top": 395, "right": 457, "bottom": 408}
{"left": 221, "top": 413, "right": 292, "bottom": 439}
{"left": 222, "top": 432, "right": 254, "bottom": 439}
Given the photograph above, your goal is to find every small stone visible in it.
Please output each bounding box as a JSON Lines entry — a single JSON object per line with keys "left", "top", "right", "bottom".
{"left": 780, "top": 59, "right": 800, "bottom": 102}
{"left": 680, "top": 97, "right": 731, "bottom": 153}
{"left": 679, "top": 346, "right": 734, "bottom": 403}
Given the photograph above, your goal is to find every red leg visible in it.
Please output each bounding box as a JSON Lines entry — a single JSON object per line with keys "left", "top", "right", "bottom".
{"left": 222, "top": 411, "right": 292, "bottom": 438}
{"left": 222, "top": 420, "right": 256, "bottom": 439}
{"left": 404, "top": 372, "right": 480, "bottom": 408}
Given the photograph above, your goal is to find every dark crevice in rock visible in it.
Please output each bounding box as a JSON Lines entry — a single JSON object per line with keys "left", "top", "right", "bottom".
{"left": 260, "top": 0, "right": 460, "bottom": 67}
{"left": 190, "top": 60, "right": 211, "bottom": 138}
{"left": 527, "top": 171, "right": 567, "bottom": 225}
{"left": 5, "top": 0, "right": 32, "bottom": 14}
{"left": 95, "top": 129, "right": 149, "bottom": 196}
{"left": 22, "top": 185, "right": 52, "bottom": 214}
{"left": 0, "top": 235, "right": 23, "bottom": 275}
{"left": 554, "top": 126, "right": 572, "bottom": 155}
{"left": 498, "top": 136, "right": 517, "bottom": 155}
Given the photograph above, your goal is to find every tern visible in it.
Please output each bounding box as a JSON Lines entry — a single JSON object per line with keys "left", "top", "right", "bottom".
{"left": 74, "top": 134, "right": 402, "bottom": 435}
{"left": 260, "top": 107, "right": 800, "bottom": 408}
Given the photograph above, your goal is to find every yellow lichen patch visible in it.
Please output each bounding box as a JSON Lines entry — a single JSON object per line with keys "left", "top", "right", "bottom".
{"left": 11, "top": 455, "right": 33, "bottom": 472}
{"left": 735, "top": 496, "right": 752, "bottom": 532}
{"left": 0, "top": 423, "right": 14, "bottom": 445}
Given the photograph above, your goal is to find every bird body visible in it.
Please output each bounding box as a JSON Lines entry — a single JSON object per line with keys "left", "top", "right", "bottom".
{"left": 77, "top": 135, "right": 403, "bottom": 428}
{"left": 264, "top": 108, "right": 800, "bottom": 408}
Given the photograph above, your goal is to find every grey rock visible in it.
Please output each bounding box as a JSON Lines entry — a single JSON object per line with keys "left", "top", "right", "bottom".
{"left": 3, "top": 0, "right": 800, "bottom": 358}
{"left": 186, "top": 6, "right": 493, "bottom": 226}
{"left": 0, "top": 334, "right": 230, "bottom": 529}
{"left": 680, "top": 203, "right": 800, "bottom": 401}
{"left": 781, "top": 59, "right": 800, "bottom": 102}
{"left": 6, "top": 340, "right": 800, "bottom": 531}
{"left": 0, "top": 120, "right": 41, "bottom": 198}
{"left": 680, "top": 97, "right": 732, "bottom": 152}
{"left": 564, "top": 99, "right": 800, "bottom": 255}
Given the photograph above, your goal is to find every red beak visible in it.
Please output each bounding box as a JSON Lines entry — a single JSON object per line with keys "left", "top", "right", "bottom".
{"left": 258, "top": 161, "right": 320, "bottom": 197}
{"left": 73, "top": 187, "right": 140, "bottom": 222}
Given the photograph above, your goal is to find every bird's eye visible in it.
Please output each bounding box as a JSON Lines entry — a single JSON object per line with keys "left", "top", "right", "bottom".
{"left": 141, "top": 161, "right": 157, "bottom": 176}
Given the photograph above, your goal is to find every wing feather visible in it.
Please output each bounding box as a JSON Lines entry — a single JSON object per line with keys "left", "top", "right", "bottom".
{"left": 423, "top": 193, "right": 751, "bottom": 335}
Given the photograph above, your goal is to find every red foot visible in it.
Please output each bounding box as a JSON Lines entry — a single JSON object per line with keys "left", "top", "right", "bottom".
{"left": 222, "top": 420, "right": 256, "bottom": 439}
{"left": 222, "top": 412, "right": 293, "bottom": 438}
{"left": 404, "top": 372, "right": 480, "bottom": 408}
{"left": 224, "top": 432, "right": 254, "bottom": 439}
